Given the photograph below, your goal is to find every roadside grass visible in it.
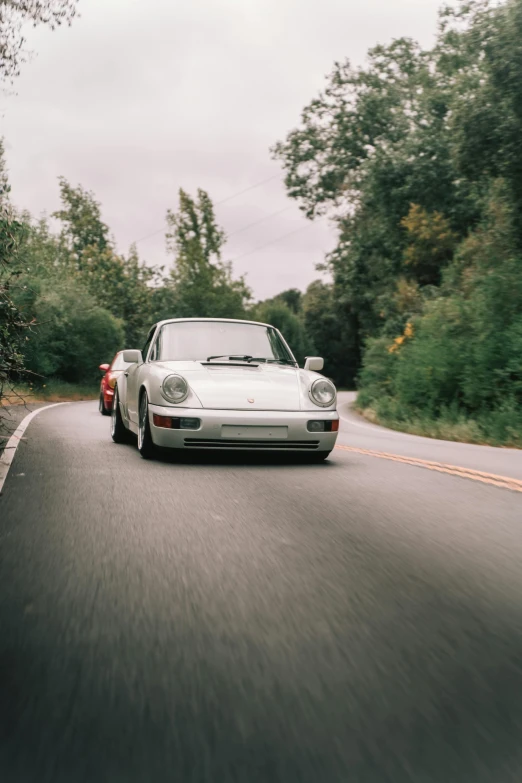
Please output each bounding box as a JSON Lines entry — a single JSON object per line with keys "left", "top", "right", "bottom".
{"left": 355, "top": 397, "right": 522, "bottom": 449}
{"left": 1, "top": 380, "right": 99, "bottom": 407}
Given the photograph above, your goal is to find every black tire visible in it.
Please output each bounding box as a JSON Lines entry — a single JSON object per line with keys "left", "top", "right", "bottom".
{"left": 99, "top": 393, "right": 110, "bottom": 416}
{"left": 305, "top": 451, "right": 331, "bottom": 463}
{"left": 111, "top": 386, "right": 129, "bottom": 443}
{"left": 138, "top": 390, "right": 156, "bottom": 459}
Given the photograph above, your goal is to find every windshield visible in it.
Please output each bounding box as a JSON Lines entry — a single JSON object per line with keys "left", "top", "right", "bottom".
{"left": 154, "top": 321, "right": 296, "bottom": 364}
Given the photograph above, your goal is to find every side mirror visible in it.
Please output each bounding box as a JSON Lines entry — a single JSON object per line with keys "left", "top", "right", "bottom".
{"left": 122, "top": 349, "right": 143, "bottom": 364}
{"left": 99, "top": 363, "right": 110, "bottom": 373}
{"left": 304, "top": 356, "right": 324, "bottom": 372}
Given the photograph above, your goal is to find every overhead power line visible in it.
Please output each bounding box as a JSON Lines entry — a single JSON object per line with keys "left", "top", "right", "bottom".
{"left": 227, "top": 206, "right": 293, "bottom": 238}
{"left": 134, "top": 173, "right": 281, "bottom": 245}
{"left": 214, "top": 174, "right": 280, "bottom": 206}
{"left": 229, "top": 222, "right": 315, "bottom": 263}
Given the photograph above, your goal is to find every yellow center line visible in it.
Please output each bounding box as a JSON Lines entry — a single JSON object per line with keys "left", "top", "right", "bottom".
{"left": 335, "top": 445, "right": 522, "bottom": 494}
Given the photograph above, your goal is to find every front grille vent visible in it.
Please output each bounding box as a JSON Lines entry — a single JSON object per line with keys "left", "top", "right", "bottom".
{"left": 183, "top": 438, "right": 320, "bottom": 450}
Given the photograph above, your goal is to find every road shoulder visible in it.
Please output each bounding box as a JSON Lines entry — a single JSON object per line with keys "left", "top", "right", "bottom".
{"left": 0, "top": 404, "right": 50, "bottom": 459}
{"left": 336, "top": 392, "right": 522, "bottom": 482}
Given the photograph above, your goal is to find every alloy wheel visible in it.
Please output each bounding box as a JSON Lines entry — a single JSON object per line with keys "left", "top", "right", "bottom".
{"left": 111, "top": 390, "right": 118, "bottom": 437}
{"left": 138, "top": 393, "right": 147, "bottom": 451}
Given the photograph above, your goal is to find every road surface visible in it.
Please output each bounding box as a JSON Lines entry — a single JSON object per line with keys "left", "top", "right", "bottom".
{"left": 0, "top": 402, "right": 48, "bottom": 458}
{"left": 1, "top": 395, "right": 521, "bottom": 782}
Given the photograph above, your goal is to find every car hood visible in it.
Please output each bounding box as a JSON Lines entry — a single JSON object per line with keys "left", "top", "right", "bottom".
{"left": 156, "top": 361, "right": 301, "bottom": 410}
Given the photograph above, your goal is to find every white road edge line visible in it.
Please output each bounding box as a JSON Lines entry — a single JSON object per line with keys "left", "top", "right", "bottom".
{"left": 0, "top": 403, "right": 69, "bottom": 495}
{"left": 338, "top": 403, "right": 379, "bottom": 430}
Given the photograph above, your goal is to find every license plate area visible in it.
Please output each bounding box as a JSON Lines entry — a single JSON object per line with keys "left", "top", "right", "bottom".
{"left": 221, "top": 425, "right": 288, "bottom": 439}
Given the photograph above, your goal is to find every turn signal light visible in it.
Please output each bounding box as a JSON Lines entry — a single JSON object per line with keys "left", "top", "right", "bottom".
{"left": 107, "top": 372, "right": 118, "bottom": 389}
{"left": 153, "top": 414, "right": 172, "bottom": 428}
{"left": 152, "top": 415, "right": 201, "bottom": 430}
{"left": 307, "top": 420, "right": 340, "bottom": 433}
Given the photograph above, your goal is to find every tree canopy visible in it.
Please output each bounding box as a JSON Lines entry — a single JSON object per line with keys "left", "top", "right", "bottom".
{"left": 164, "top": 188, "right": 251, "bottom": 320}
{"left": 0, "top": 0, "right": 79, "bottom": 412}
{"left": 272, "top": 0, "right": 522, "bottom": 442}
{"left": 0, "top": 0, "right": 78, "bottom": 80}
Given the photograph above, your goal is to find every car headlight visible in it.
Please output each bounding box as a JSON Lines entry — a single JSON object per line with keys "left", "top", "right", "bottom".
{"left": 161, "top": 374, "right": 189, "bottom": 404}
{"left": 309, "top": 378, "right": 336, "bottom": 407}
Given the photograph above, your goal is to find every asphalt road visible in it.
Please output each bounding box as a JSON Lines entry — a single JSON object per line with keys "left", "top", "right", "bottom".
{"left": 0, "top": 403, "right": 48, "bottom": 458}
{"left": 338, "top": 392, "right": 522, "bottom": 481}
{"left": 1, "top": 397, "right": 522, "bottom": 782}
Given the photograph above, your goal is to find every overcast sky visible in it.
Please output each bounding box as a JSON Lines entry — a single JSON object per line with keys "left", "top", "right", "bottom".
{"left": 2, "top": 0, "right": 443, "bottom": 300}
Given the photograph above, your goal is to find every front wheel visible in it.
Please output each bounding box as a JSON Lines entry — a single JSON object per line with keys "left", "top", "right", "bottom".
{"left": 305, "top": 451, "right": 331, "bottom": 463}
{"left": 99, "top": 393, "right": 110, "bottom": 416}
{"left": 138, "top": 391, "right": 156, "bottom": 459}
{"left": 111, "top": 386, "right": 129, "bottom": 443}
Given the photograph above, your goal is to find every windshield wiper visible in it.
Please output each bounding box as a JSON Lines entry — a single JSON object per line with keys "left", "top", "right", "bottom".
{"left": 206, "top": 354, "right": 297, "bottom": 365}
{"left": 206, "top": 354, "right": 256, "bottom": 362}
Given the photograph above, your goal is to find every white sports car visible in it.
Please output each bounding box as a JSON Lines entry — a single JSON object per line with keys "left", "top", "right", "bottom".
{"left": 111, "top": 318, "right": 339, "bottom": 461}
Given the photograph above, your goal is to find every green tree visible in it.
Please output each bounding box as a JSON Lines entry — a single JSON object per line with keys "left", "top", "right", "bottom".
{"left": 272, "top": 1, "right": 505, "bottom": 382}
{"left": 442, "top": 0, "right": 522, "bottom": 240}
{"left": 273, "top": 33, "right": 469, "bottom": 360}
{"left": 165, "top": 188, "right": 251, "bottom": 318}
{"left": 0, "top": 141, "right": 27, "bottom": 403}
{"left": 358, "top": 180, "right": 522, "bottom": 442}
{"left": 12, "top": 213, "right": 125, "bottom": 384}
{"left": 401, "top": 204, "right": 458, "bottom": 287}
{"left": 54, "top": 178, "right": 111, "bottom": 261}
{"left": 252, "top": 299, "right": 312, "bottom": 366}
{"left": 272, "top": 38, "right": 450, "bottom": 220}
{"left": 118, "top": 244, "right": 158, "bottom": 347}
{"left": 274, "top": 288, "right": 302, "bottom": 314}
{"left": 75, "top": 242, "right": 158, "bottom": 347}
{"left": 0, "top": 0, "right": 78, "bottom": 81}
{"left": 53, "top": 180, "right": 158, "bottom": 346}
{"left": 22, "top": 279, "right": 124, "bottom": 384}
{"left": 302, "top": 280, "right": 358, "bottom": 386}
{"left": 273, "top": 0, "right": 522, "bottom": 441}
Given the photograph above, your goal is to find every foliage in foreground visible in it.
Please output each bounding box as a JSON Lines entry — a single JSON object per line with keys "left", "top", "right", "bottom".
{"left": 2, "top": 173, "right": 254, "bottom": 388}
{"left": 357, "top": 397, "right": 522, "bottom": 449}
{"left": 273, "top": 0, "right": 522, "bottom": 443}
{"left": 0, "top": 0, "right": 79, "bottom": 418}
{"left": 0, "top": 0, "right": 78, "bottom": 81}
{"left": 0, "top": 143, "right": 27, "bottom": 404}
{"left": 357, "top": 184, "right": 522, "bottom": 444}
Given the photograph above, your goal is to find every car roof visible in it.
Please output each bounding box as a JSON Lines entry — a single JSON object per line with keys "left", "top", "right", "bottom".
{"left": 152, "top": 317, "right": 274, "bottom": 331}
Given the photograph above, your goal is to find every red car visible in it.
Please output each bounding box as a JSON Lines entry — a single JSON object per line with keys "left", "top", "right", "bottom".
{"left": 98, "top": 352, "right": 131, "bottom": 415}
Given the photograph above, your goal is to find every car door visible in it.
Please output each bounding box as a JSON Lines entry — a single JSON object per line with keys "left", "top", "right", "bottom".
{"left": 126, "top": 328, "right": 156, "bottom": 425}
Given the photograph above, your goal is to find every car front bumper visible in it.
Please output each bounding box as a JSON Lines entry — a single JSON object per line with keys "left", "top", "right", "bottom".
{"left": 149, "top": 404, "right": 339, "bottom": 452}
